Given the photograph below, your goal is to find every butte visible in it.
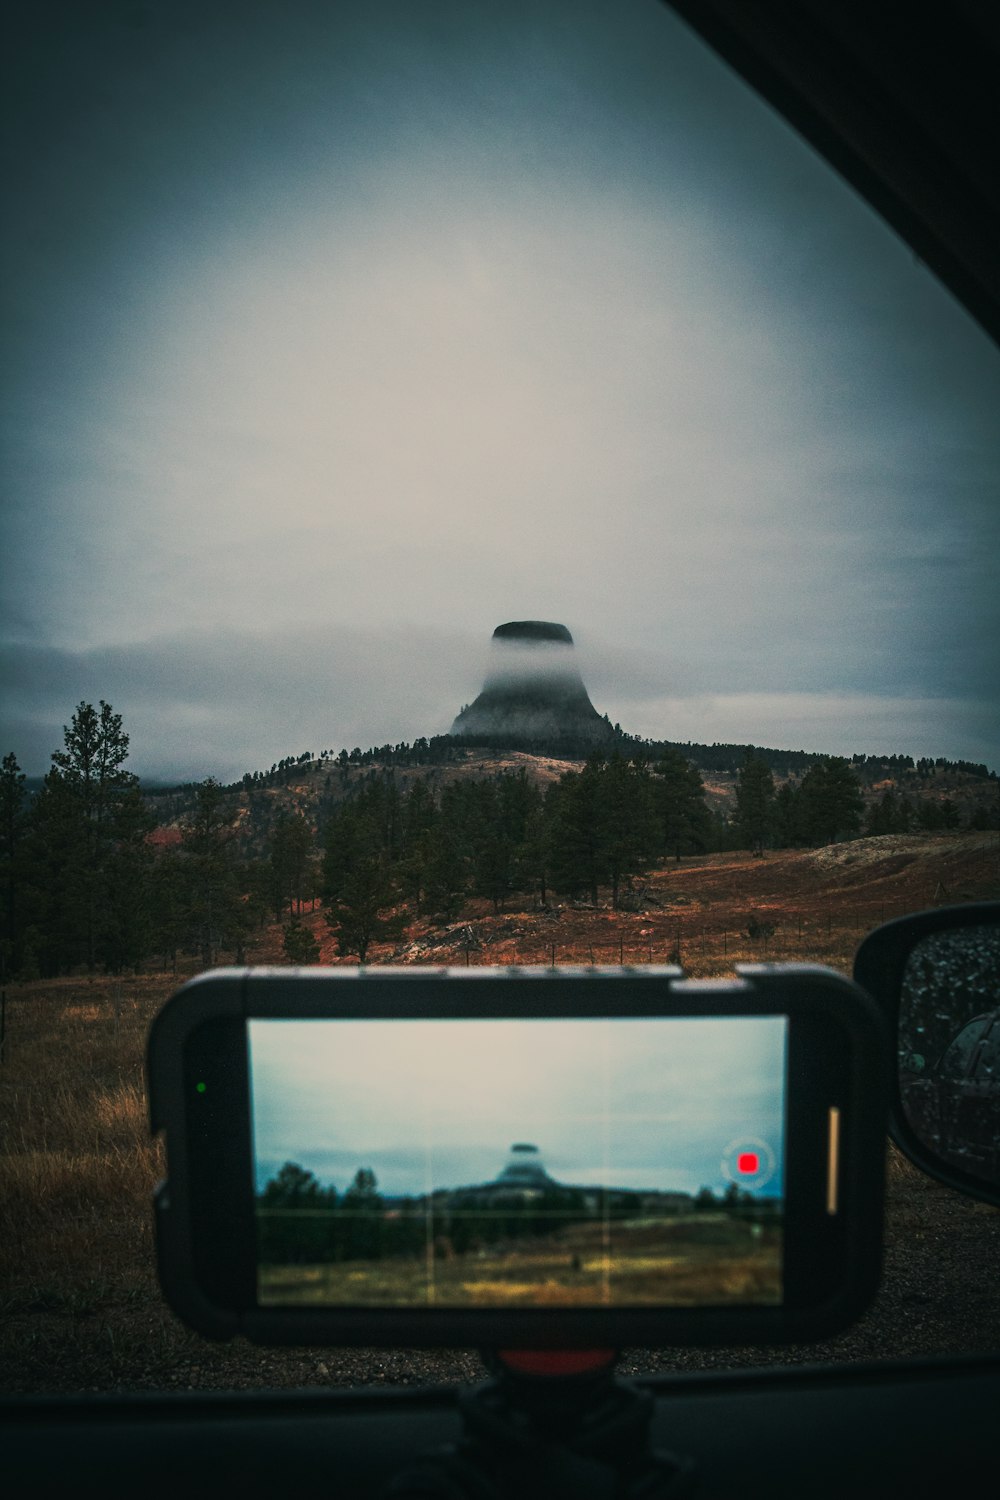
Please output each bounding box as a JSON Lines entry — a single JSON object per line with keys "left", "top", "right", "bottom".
{"left": 450, "top": 621, "right": 614, "bottom": 748}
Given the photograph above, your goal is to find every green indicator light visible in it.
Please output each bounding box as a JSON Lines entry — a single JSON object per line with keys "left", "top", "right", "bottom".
{"left": 195, "top": 1081, "right": 207, "bottom": 1094}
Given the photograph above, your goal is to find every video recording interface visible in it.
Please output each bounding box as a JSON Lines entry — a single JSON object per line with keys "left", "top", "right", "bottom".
{"left": 247, "top": 1016, "right": 787, "bottom": 1310}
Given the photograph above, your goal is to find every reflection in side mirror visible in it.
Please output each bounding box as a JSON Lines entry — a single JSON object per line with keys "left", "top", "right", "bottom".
{"left": 899, "top": 925, "right": 1000, "bottom": 1189}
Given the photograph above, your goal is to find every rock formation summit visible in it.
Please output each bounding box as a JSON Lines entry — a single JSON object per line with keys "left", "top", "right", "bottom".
{"left": 450, "top": 621, "right": 614, "bottom": 747}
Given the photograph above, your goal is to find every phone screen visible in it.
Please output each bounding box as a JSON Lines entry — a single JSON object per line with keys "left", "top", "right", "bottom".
{"left": 247, "top": 1015, "right": 787, "bottom": 1309}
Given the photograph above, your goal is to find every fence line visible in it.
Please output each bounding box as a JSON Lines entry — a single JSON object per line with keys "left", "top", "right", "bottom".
{"left": 496, "top": 903, "right": 928, "bottom": 968}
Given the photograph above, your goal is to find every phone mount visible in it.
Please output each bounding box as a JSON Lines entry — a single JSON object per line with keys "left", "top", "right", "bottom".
{"left": 381, "top": 1349, "right": 695, "bottom": 1499}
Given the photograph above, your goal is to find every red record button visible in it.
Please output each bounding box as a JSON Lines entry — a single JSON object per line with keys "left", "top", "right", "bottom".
{"left": 722, "top": 1137, "right": 775, "bottom": 1190}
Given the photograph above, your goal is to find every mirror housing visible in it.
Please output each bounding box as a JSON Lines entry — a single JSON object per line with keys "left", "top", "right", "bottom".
{"left": 854, "top": 902, "right": 1000, "bottom": 1207}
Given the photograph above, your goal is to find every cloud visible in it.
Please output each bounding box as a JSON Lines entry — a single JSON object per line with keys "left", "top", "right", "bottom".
{"left": 603, "top": 692, "right": 999, "bottom": 767}
{"left": 3, "top": 1, "right": 997, "bottom": 782}
{"left": 0, "top": 624, "right": 485, "bottom": 781}
{"left": 4, "top": 630, "right": 994, "bottom": 782}
{"left": 249, "top": 1015, "right": 786, "bottom": 1197}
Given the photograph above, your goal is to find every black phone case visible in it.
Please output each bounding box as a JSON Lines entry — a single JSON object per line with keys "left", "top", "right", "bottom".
{"left": 148, "top": 964, "right": 888, "bottom": 1347}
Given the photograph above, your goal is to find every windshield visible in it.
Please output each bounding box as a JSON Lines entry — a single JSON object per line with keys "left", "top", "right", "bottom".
{"left": 2, "top": 0, "right": 998, "bottom": 1395}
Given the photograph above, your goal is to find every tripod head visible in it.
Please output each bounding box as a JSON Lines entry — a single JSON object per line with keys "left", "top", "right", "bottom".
{"left": 382, "top": 1348, "right": 695, "bottom": 1499}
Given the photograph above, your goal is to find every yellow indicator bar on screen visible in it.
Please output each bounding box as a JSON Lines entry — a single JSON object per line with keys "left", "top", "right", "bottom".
{"left": 827, "top": 1106, "right": 841, "bottom": 1216}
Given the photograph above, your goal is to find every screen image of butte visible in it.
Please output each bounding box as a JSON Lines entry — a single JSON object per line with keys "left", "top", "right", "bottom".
{"left": 247, "top": 1016, "right": 788, "bottom": 1309}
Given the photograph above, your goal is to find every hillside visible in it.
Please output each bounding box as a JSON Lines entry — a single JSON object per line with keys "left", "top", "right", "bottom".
{"left": 145, "top": 744, "right": 999, "bottom": 856}
{"left": 242, "top": 831, "right": 999, "bottom": 975}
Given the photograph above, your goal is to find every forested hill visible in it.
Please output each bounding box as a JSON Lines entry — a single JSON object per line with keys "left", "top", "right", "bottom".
{"left": 146, "top": 729, "right": 995, "bottom": 804}
{"left": 142, "top": 735, "right": 998, "bottom": 861}
{"left": 4, "top": 701, "right": 996, "bottom": 980}
{"left": 153, "top": 731, "right": 994, "bottom": 801}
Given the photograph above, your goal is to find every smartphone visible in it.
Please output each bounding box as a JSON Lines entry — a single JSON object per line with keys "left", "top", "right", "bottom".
{"left": 147, "top": 964, "right": 887, "bottom": 1348}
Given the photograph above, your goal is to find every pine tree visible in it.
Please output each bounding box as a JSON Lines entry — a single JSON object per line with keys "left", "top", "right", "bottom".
{"left": 398, "top": 778, "right": 438, "bottom": 907}
{"left": 0, "top": 752, "right": 27, "bottom": 977}
{"left": 652, "top": 749, "right": 711, "bottom": 862}
{"left": 421, "top": 814, "right": 467, "bottom": 919}
{"left": 797, "top": 758, "right": 864, "bottom": 846}
{"left": 269, "top": 810, "right": 314, "bottom": 919}
{"left": 513, "top": 778, "right": 550, "bottom": 905}
{"left": 322, "top": 803, "right": 401, "bottom": 961}
{"left": 547, "top": 756, "right": 608, "bottom": 903}
{"left": 100, "top": 781, "right": 156, "bottom": 972}
{"left": 865, "top": 788, "right": 914, "bottom": 835}
{"left": 282, "top": 917, "right": 321, "bottom": 965}
{"left": 26, "top": 701, "right": 153, "bottom": 972}
{"left": 183, "top": 779, "right": 245, "bottom": 967}
{"left": 148, "top": 848, "right": 188, "bottom": 971}
{"left": 773, "top": 781, "right": 801, "bottom": 848}
{"left": 601, "top": 754, "right": 659, "bottom": 907}
{"left": 735, "top": 753, "right": 775, "bottom": 855}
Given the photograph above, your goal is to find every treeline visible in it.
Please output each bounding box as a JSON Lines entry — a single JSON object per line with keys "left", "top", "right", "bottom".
{"left": 0, "top": 701, "right": 706, "bottom": 976}
{"left": 231, "top": 733, "right": 996, "bottom": 793}
{"left": 1, "top": 703, "right": 281, "bottom": 978}
{"left": 234, "top": 727, "right": 625, "bottom": 790}
{"left": 257, "top": 1162, "right": 757, "bottom": 1269}
{"left": 3, "top": 702, "right": 996, "bottom": 980}
{"left": 257, "top": 1162, "right": 623, "bottom": 1266}
{"left": 318, "top": 746, "right": 712, "bottom": 960}
{"left": 733, "top": 753, "right": 998, "bottom": 852}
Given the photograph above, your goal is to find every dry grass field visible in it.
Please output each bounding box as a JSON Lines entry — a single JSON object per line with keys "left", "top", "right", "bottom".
{"left": 260, "top": 1218, "right": 781, "bottom": 1308}
{"left": 1, "top": 833, "right": 997, "bottom": 1393}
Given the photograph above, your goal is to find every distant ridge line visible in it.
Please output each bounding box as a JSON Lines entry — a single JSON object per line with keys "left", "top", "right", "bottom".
{"left": 147, "top": 733, "right": 994, "bottom": 796}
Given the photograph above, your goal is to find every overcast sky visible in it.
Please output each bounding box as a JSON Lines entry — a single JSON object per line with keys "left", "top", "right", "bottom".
{"left": 248, "top": 1016, "right": 786, "bottom": 1198}
{"left": 3, "top": 1, "right": 998, "bottom": 782}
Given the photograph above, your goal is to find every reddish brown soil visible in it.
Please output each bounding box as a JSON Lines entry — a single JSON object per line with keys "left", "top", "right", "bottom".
{"left": 270, "top": 833, "right": 999, "bottom": 977}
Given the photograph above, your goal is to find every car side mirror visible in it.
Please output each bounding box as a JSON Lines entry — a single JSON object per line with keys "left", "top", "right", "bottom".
{"left": 854, "top": 902, "right": 1000, "bottom": 1207}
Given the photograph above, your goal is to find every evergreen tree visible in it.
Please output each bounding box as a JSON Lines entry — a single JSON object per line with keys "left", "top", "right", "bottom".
{"left": 773, "top": 781, "right": 801, "bottom": 848}
{"left": 0, "top": 753, "right": 27, "bottom": 977}
{"left": 652, "top": 749, "right": 711, "bottom": 861}
{"left": 25, "top": 701, "right": 153, "bottom": 972}
{"left": 148, "top": 848, "right": 188, "bottom": 971}
{"left": 322, "top": 803, "right": 401, "bottom": 961}
{"left": 475, "top": 820, "right": 514, "bottom": 912}
{"left": 183, "top": 779, "right": 246, "bottom": 966}
{"left": 397, "top": 778, "right": 438, "bottom": 907}
{"left": 546, "top": 755, "right": 661, "bottom": 907}
{"left": 258, "top": 1163, "right": 338, "bottom": 1266}
{"left": 735, "top": 753, "right": 775, "bottom": 854}
{"left": 513, "top": 777, "right": 550, "bottom": 904}
{"left": 282, "top": 917, "right": 321, "bottom": 964}
{"left": 421, "top": 815, "right": 467, "bottom": 918}
{"left": 341, "top": 1167, "right": 384, "bottom": 1260}
{"left": 419, "top": 783, "right": 471, "bottom": 918}
{"left": 915, "top": 799, "right": 945, "bottom": 831}
{"left": 269, "top": 810, "right": 314, "bottom": 919}
{"left": 797, "top": 758, "right": 864, "bottom": 846}
{"left": 601, "top": 754, "right": 659, "bottom": 907}
{"left": 100, "top": 782, "right": 156, "bottom": 972}
{"left": 547, "top": 756, "right": 608, "bottom": 903}
{"left": 865, "top": 788, "right": 914, "bottom": 836}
